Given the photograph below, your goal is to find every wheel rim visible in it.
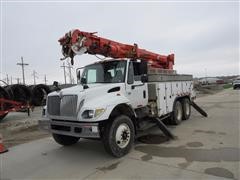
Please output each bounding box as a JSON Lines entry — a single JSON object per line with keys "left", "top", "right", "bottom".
{"left": 176, "top": 103, "right": 183, "bottom": 121}
{"left": 115, "top": 123, "right": 131, "bottom": 148}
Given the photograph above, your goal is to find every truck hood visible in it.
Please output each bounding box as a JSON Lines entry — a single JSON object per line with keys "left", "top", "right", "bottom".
{"left": 48, "top": 83, "right": 125, "bottom": 101}
{"left": 47, "top": 83, "right": 129, "bottom": 122}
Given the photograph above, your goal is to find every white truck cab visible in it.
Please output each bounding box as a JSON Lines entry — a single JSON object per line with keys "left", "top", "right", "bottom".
{"left": 39, "top": 59, "right": 195, "bottom": 157}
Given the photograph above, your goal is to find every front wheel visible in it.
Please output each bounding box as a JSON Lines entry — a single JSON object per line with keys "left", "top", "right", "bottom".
{"left": 52, "top": 133, "right": 80, "bottom": 146}
{"left": 102, "top": 115, "right": 135, "bottom": 157}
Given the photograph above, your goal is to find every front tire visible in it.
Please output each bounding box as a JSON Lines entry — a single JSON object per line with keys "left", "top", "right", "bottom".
{"left": 182, "top": 98, "right": 191, "bottom": 120}
{"left": 170, "top": 100, "right": 183, "bottom": 125}
{"left": 102, "top": 115, "right": 135, "bottom": 157}
{"left": 52, "top": 133, "right": 80, "bottom": 146}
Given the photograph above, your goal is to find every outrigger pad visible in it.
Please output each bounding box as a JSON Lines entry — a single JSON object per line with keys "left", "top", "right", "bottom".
{"left": 191, "top": 101, "right": 208, "bottom": 117}
{"left": 155, "top": 117, "right": 175, "bottom": 139}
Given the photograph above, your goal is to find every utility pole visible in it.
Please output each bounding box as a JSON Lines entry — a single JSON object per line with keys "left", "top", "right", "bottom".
{"left": 67, "top": 61, "right": 73, "bottom": 84}
{"left": 32, "top": 70, "right": 38, "bottom": 85}
{"left": 205, "top": 68, "right": 207, "bottom": 84}
{"left": 10, "top": 76, "right": 13, "bottom": 85}
{"left": 60, "top": 62, "right": 67, "bottom": 84}
{"left": 16, "top": 78, "right": 21, "bottom": 84}
{"left": 17, "top": 57, "right": 29, "bottom": 85}
{"left": 6, "top": 74, "right": 9, "bottom": 84}
{"left": 44, "top": 74, "right": 47, "bottom": 85}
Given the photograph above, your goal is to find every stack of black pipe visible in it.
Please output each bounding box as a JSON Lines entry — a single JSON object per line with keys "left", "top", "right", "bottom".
{"left": 4, "top": 84, "right": 32, "bottom": 104}
{"left": 0, "top": 86, "right": 11, "bottom": 120}
{"left": 29, "top": 84, "right": 51, "bottom": 106}
{"left": 1, "top": 84, "right": 51, "bottom": 107}
{"left": 0, "top": 84, "right": 51, "bottom": 120}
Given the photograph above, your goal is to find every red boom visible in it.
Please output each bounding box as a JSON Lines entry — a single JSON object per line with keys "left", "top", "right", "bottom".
{"left": 59, "top": 29, "right": 174, "bottom": 69}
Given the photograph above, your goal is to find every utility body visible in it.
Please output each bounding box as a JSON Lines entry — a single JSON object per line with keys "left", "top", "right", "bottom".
{"left": 39, "top": 29, "right": 199, "bottom": 157}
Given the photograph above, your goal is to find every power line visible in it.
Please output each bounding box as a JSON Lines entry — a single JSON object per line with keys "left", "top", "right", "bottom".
{"left": 17, "top": 57, "right": 29, "bottom": 85}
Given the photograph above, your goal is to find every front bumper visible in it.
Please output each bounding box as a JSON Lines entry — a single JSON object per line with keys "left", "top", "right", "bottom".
{"left": 38, "top": 119, "right": 100, "bottom": 138}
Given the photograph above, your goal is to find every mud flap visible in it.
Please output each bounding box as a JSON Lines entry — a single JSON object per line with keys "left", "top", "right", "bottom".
{"left": 155, "top": 117, "right": 175, "bottom": 139}
{"left": 191, "top": 101, "right": 208, "bottom": 117}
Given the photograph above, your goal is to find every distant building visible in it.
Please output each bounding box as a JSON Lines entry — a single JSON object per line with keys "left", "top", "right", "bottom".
{"left": 199, "top": 77, "right": 224, "bottom": 85}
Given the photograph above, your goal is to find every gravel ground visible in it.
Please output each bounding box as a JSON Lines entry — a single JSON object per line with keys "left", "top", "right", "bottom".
{"left": 0, "top": 107, "right": 50, "bottom": 148}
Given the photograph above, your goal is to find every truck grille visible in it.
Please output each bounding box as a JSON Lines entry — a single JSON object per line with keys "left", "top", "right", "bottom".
{"left": 47, "top": 96, "right": 60, "bottom": 116}
{"left": 47, "top": 95, "right": 78, "bottom": 117}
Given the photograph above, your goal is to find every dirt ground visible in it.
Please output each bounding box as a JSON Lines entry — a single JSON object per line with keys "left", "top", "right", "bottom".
{"left": 0, "top": 84, "right": 228, "bottom": 148}
{"left": 0, "top": 107, "right": 50, "bottom": 148}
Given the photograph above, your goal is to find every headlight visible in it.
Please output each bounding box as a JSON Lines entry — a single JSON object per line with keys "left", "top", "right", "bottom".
{"left": 94, "top": 108, "right": 105, "bottom": 117}
{"left": 82, "top": 110, "right": 94, "bottom": 119}
{"left": 82, "top": 108, "right": 105, "bottom": 119}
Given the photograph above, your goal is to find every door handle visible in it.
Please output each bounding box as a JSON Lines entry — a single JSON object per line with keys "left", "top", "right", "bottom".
{"left": 143, "top": 90, "right": 146, "bottom": 98}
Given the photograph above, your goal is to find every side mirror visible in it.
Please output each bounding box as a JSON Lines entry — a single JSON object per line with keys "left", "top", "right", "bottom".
{"left": 53, "top": 81, "right": 58, "bottom": 87}
{"left": 53, "top": 81, "right": 61, "bottom": 91}
{"left": 141, "top": 75, "right": 148, "bottom": 83}
{"left": 77, "top": 70, "right": 81, "bottom": 82}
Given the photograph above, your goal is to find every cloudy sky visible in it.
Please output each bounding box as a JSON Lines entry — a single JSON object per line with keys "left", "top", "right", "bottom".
{"left": 1, "top": 1, "right": 239, "bottom": 85}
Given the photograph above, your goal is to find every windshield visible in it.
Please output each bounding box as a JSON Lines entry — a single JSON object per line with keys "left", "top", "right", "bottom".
{"left": 81, "top": 61, "right": 126, "bottom": 84}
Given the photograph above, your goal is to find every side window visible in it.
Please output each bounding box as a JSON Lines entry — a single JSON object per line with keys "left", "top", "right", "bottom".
{"left": 127, "top": 62, "right": 134, "bottom": 84}
{"left": 87, "top": 69, "right": 97, "bottom": 83}
{"left": 133, "top": 62, "right": 142, "bottom": 81}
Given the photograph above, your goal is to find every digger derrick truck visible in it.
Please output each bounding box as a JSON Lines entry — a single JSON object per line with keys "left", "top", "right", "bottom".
{"left": 39, "top": 29, "right": 205, "bottom": 157}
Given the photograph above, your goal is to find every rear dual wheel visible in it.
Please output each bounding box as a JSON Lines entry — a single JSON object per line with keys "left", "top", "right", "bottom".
{"left": 171, "top": 101, "right": 183, "bottom": 125}
{"left": 182, "top": 98, "right": 191, "bottom": 120}
{"left": 171, "top": 98, "right": 191, "bottom": 125}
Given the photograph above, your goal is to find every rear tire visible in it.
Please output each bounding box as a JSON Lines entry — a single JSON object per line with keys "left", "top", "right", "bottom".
{"left": 52, "top": 133, "right": 80, "bottom": 146}
{"left": 102, "top": 115, "right": 135, "bottom": 157}
{"left": 182, "top": 98, "right": 191, "bottom": 120}
{"left": 170, "top": 100, "right": 183, "bottom": 125}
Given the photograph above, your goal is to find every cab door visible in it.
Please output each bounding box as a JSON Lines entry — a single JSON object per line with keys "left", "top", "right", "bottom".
{"left": 125, "top": 61, "right": 148, "bottom": 109}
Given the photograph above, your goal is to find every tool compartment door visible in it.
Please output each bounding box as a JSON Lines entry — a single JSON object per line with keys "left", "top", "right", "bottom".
{"left": 172, "top": 81, "right": 182, "bottom": 96}
{"left": 165, "top": 82, "right": 174, "bottom": 113}
{"left": 157, "top": 83, "right": 167, "bottom": 116}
